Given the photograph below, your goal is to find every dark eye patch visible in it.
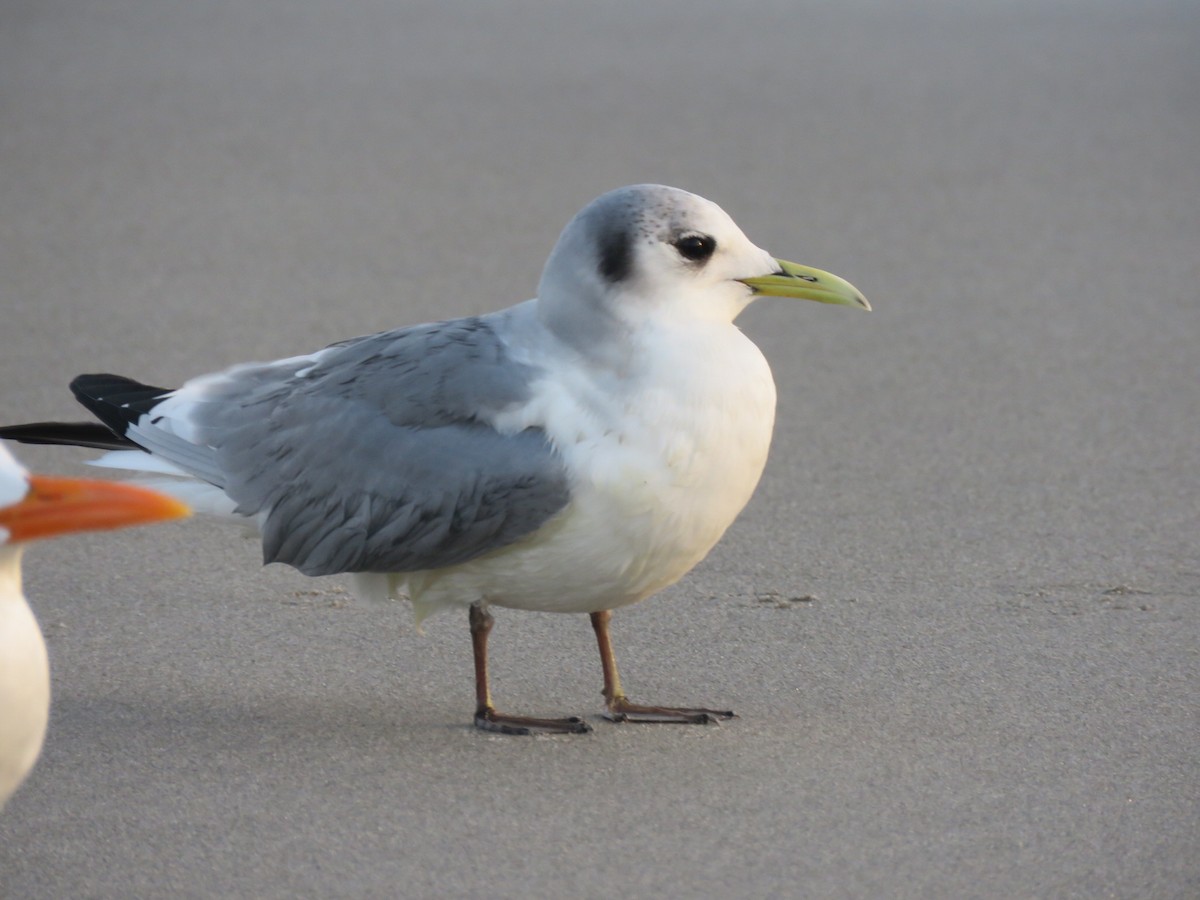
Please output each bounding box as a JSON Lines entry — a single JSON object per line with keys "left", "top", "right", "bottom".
{"left": 674, "top": 233, "right": 716, "bottom": 263}
{"left": 597, "top": 226, "right": 632, "bottom": 283}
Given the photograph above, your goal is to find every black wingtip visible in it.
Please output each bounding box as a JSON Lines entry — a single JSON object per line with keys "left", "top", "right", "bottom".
{"left": 0, "top": 421, "right": 138, "bottom": 451}
{"left": 70, "top": 373, "right": 173, "bottom": 436}
{"left": 70, "top": 373, "right": 173, "bottom": 408}
{"left": 0, "top": 373, "right": 175, "bottom": 453}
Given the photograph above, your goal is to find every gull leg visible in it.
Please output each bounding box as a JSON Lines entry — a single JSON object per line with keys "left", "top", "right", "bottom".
{"left": 590, "top": 610, "right": 736, "bottom": 724}
{"left": 469, "top": 602, "right": 591, "bottom": 735}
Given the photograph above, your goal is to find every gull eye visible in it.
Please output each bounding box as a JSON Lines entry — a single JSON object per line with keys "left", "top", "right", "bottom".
{"left": 674, "top": 233, "right": 716, "bottom": 263}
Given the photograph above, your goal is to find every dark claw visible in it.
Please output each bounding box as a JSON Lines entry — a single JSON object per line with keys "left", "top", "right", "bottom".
{"left": 474, "top": 713, "right": 532, "bottom": 736}
{"left": 474, "top": 710, "right": 592, "bottom": 735}
{"left": 604, "top": 704, "right": 737, "bottom": 725}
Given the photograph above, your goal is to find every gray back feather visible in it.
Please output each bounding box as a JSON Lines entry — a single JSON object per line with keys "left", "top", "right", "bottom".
{"left": 184, "top": 318, "right": 570, "bottom": 576}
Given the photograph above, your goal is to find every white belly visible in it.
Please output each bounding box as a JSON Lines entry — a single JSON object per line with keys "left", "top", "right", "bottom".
{"left": 0, "top": 554, "right": 51, "bottom": 807}
{"left": 388, "top": 323, "right": 777, "bottom": 621}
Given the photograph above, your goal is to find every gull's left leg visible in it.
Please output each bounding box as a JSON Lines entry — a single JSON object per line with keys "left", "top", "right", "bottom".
{"left": 589, "top": 610, "right": 736, "bottom": 724}
{"left": 470, "top": 602, "right": 592, "bottom": 735}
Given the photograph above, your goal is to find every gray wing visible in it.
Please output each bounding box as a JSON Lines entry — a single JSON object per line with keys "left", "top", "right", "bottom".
{"left": 181, "top": 317, "right": 571, "bottom": 577}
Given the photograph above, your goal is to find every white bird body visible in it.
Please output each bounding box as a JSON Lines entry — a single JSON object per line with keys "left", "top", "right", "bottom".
{"left": 371, "top": 300, "right": 777, "bottom": 620}
{"left": 0, "top": 544, "right": 50, "bottom": 806}
{"left": 0, "top": 446, "right": 188, "bottom": 806}
{"left": 1, "top": 185, "right": 866, "bottom": 733}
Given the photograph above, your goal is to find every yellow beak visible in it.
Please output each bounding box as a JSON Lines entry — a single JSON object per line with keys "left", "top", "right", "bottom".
{"left": 738, "top": 258, "right": 870, "bottom": 310}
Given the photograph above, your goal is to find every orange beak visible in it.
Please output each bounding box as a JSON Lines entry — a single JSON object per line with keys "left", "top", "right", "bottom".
{"left": 0, "top": 475, "right": 190, "bottom": 544}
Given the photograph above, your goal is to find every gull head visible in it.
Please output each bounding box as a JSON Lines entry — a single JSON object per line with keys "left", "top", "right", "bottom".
{"left": 536, "top": 184, "right": 868, "bottom": 348}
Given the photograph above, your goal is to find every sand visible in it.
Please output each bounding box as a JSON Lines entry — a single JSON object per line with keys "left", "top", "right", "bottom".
{"left": 1, "top": 1, "right": 1196, "bottom": 896}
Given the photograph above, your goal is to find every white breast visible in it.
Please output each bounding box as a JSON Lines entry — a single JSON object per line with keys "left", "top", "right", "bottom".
{"left": 395, "top": 319, "right": 776, "bottom": 620}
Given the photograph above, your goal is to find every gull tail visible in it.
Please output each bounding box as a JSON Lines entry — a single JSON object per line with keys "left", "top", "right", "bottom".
{"left": 1, "top": 374, "right": 239, "bottom": 519}
{"left": 0, "top": 374, "right": 171, "bottom": 452}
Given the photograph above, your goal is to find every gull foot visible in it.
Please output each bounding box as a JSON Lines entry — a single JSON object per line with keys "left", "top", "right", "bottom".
{"left": 603, "top": 699, "right": 737, "bottom": 725}
{"left": 474, "top": 709, "right": 593, "bottom": 736}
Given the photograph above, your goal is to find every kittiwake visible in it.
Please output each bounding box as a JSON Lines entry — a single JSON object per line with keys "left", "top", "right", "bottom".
{"left": 0, "top": 184, "right": 869, "bottom": 735}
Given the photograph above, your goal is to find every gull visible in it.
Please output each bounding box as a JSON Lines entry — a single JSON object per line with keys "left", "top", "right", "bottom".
{"left": 0, "top": 445, "right": 188, "bottom": 807}
{"left": 0, "top": 184, "right": 868, "bottom": 735}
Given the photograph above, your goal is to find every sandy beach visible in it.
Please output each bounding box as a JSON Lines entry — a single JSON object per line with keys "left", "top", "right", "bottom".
{"left": 1, "top": 1, "right": 1196, "bottom": 896}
